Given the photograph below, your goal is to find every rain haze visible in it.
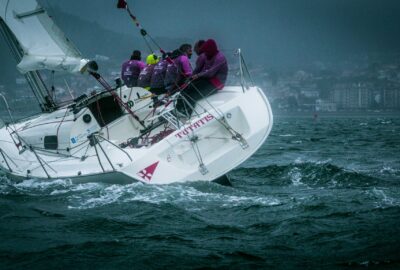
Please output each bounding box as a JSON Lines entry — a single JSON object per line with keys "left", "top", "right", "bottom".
{"left": 1, "top": 0, "right": 400, "bottom": 69}
{"left": 47, "top": 0, "right": 400, "bottom": 67}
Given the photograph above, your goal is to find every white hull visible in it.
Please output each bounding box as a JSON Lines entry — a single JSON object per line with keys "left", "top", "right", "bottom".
{"left": 0, "top": 86, "right": 273, "bottom": 184}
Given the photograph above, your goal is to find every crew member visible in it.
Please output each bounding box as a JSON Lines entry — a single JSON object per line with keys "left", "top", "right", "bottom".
{"left": 164, "top": 44, "right": 193, "bottom": 93}
{"left": 121, "top": 50, "right": 145, "bottom": 87}
{"left": 177, "top": 39, "right": 228, "bottom": 116}
{"left": 149, "top": 53, "right": 170, "bottom": 95}
{"left": 193, "top": 40, "right": 206, "bottom": 74}
{"left": 137, "top": 54, "right": 160, "bottom": 90}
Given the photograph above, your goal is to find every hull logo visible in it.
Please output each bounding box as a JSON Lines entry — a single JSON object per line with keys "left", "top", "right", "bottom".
{"left": 137, "top": 161, "right": 159, "bottom": 181}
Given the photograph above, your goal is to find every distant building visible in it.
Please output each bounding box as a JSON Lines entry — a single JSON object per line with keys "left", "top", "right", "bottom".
{"left": 383, "top": 88, "right": 400, "bottom": 109}
{"left": 333, "top": 82, "right": 372, "bottom": 110}
{"left": 315, "top": 99, "right": 337, "bottom": 112}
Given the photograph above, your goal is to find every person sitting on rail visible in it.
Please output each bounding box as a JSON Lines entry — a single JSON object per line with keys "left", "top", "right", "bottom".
{"left": 193, "top": 39, "right": 206, "bottom": 74}
{"left": 137, "top": 54, "right": 160, "bottom": 90}
{"left": 121, "top": 50, "right": 146, "bottom": 87}
{"left": 176, "top": 39, "right": 228, "bottom": 117}
{"left": 149, "top": 52, "right": 170, "bottom": 95}
{"left": 164, "top": 44, "right": 193, "bottom": 94}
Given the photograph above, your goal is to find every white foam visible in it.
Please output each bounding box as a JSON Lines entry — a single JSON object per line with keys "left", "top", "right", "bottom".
{"left": 289, "top": 167, "right": 303, "bottom": 186}
{"left": 67, "top": 183, "right": 281, "bottom": 210}
{"left": 379, "top": 166, "right": 399, "bottom": 175}
{"left": 370, "top": 188, "right": 398, "bottom": 208}
{"left": 15, "top": 178, "right": 72, "bottom": 190}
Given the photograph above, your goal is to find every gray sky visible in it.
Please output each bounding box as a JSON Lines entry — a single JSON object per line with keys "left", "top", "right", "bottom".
{"left": 44, "top": 0, "right": 400, "bottom": 68}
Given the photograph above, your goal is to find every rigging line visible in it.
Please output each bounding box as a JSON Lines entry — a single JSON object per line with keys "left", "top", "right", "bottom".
{"left": 33, "top": 148, "right": 76, "bottom": 159}
{"left": 89, "top": 71, "right": 145, "bottom": 128}
{"left": 6, "top": 124, "right": 25, "bottom": 150}
{"left": 190, "top": 139, "right": 206, "bottom": 174}
{"left": 29, "top": 147, "right": 52, "bottom": 177}
{"left": 128, "top": 87, "right": 133, "bottom": 101}
{"left": 95, "top": 136, "right": 115, "bottom": 171}
{"left": 50, "top": 71, "right": 56, "bottom": 102}
{"left": 95, "top": 96, "right": 107, "bottom": 127}
{"left": 97, "top": 135, "right": 132, "bottom": 161}
{"left": 3, "top": 0, "right": 10, "bottom": 21}
{"left": 194, "top": 141, "right": 205, "bottom": 166}
{"left": 0, "top": 148, "right": 18, "bottom": 167}
{"left": 29, "top": 146, "right": 58, "bottom": 172}
{"left": 177, "top": 83, "right": 221, "bottom": 119}
{"left": 55, "top": 108, "right": 69, "bottom": 142}
{"left": 143, "top": 36, "right": 155, "bottom": 54}
{"left": 79, "top": 141, "right": 91, "bottom": 159}
{"left": 240, "top": 52, "right": 254, "bottom": 86}
{"left": 204, "top": 136, "right": 231, "bottom": 140}
{"left": 179, "top": 89, "right": 244, "bottom": 142}
{"left": 92, "top": 140, "right": 105, "bottom": 173}
{"left": 125, "top": 6, "right": 162, "bottom": 52}
{"left": 17, "top": 119, "right": 74, "bottom": 131}
{"left": 0, "top": 149, "right": 13, "bottom": 172}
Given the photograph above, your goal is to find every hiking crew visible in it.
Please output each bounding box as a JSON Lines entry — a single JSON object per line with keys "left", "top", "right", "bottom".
{"left": 177, "top": 39, "right": 228, "bottom": 116}
{"left": 175, "top": 44, "right": 193, "bottom": 87}
{"left": 164, "top": 44, "right": 193, "bottom": 93}
{"left": 149, "top": 54, "right": 169, "bottom": 95}
{"left": 193, "top": 40, "right": 206, "bottom": 75}
{"left": 137, "top": 54, "right": 160, "bottom": 90}
{"left": 164, "top": 49, "right": 181, "bottom": 92}
{"left": 121, "top": 50, "right": 146, "bottom": 87}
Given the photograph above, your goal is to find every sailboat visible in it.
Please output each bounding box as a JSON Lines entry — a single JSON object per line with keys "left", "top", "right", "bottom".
{"left": 0, "top": 0, "right": 273, "bottom": 184}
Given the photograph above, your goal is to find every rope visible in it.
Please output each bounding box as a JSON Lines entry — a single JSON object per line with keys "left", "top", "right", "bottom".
{"left": 89, "top": 71, "right": 145, "bottom": 128}
{"left": 55, "top": 108, "right": 69, "bottom": 145}
{"left": 118, "top": 1, "right": 172, "bottom": 62}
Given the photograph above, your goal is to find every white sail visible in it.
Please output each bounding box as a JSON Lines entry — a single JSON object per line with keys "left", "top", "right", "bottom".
{"left": 0, "top": 0, "right": 88, "bottom": 73}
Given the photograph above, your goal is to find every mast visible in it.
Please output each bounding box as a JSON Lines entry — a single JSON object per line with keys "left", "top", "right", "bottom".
{"left": 0, "top": 18, "right": 56, "bottom": 112}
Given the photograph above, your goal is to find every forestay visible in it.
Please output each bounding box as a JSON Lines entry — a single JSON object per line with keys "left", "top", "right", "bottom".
{"left": 0, "top": 0, "right": 88, "bottom": 73}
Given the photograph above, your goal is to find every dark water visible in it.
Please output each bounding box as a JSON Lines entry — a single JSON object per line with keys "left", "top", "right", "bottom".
{"left": 1, "top": 116, "right": 400, "bottom": 269}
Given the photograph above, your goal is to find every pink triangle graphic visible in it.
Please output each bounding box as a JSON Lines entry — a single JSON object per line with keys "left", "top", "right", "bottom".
{"left": 137, "top": 161, "right": 159, "bottom": 181}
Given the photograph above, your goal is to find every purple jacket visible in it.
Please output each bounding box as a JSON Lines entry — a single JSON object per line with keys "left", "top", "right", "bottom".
{"left": 121, "top": 60, "right": 146, "bottom": 87}
{"left": 193, "top": 53, "right": 206, "bottom": 75}
{"left": 137, "top": 64, "right": 156, "bottom": 88}
{"left": 196, "top": 52, "right": 228, "bottom": 90}
{"left": 164, "top": 55, "right": 192, "bottom": 89}
{"left": 150, "top": 59, "right": 168, "bottom": 89}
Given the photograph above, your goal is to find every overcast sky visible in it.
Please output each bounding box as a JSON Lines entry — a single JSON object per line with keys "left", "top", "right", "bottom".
{"left": 29, "top": 0, "right": 400, "bottom": 68}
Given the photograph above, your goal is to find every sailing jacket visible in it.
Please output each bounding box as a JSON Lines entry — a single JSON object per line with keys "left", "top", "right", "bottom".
{"left": 150, "top": 59, "right": 168, "bottom": 89}
{"left": 193, "top": 53, "right": 206, "bottom": 75}
{"left": 164, "top": 55, "right": 192, "bottom": 89}
{"left": 196, "top": 51, "right": 228, "bottom": 90}
{"left": 137, "top": 64, "right": 156, "bottom": 89}
{"left": 121, "top": 60, "right": 146, "bottom": 87}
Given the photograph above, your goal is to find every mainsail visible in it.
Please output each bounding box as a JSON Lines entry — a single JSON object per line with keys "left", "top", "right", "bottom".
{"left": 0, "top": 0, "right": 88, "bottom": 73}
{"left": 0, "top": 0, "right": 90, "bottom": 112}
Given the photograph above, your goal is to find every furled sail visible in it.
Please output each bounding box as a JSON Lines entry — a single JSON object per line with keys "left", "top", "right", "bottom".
{"left": 0, "top": 0, "right": 88, "bottom": 73}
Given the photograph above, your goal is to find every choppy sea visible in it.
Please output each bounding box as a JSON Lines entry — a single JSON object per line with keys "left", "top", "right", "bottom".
{"left": 1, "top": 115, "right": 400, "bottom": 269}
